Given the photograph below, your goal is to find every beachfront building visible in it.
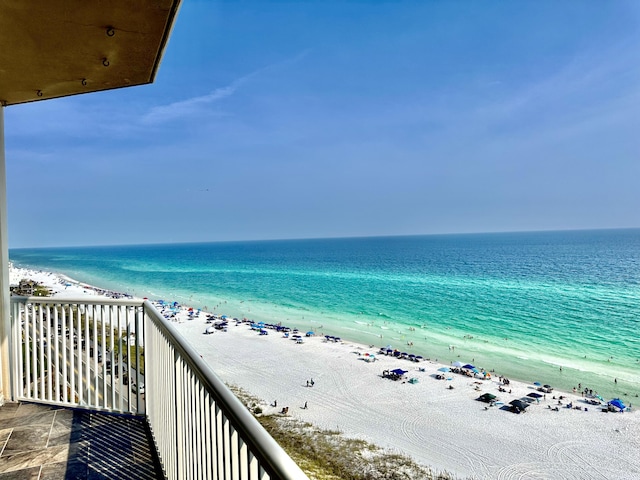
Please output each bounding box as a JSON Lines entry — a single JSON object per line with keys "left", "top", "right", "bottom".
{"left": 0, "top": 3, "right": 306, "bottom": 478}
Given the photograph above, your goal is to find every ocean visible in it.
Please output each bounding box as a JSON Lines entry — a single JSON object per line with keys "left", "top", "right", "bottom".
{"left": 9, "top": 229, "right": 640, "bottom": 400}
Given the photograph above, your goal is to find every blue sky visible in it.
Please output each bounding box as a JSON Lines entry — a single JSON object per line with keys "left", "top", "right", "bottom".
{"left": 6, "top": 1, "right": 640, "bottom": 247}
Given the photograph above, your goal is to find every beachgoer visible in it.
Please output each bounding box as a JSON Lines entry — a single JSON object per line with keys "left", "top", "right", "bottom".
{"left": 303, "top": 401, "right": 308, "bottom": 409}
{"left": 306, "top": 380, "right": 309, "bottom": 387}
{"left": 310, "top": 378, "right": 315, "bottom": 387}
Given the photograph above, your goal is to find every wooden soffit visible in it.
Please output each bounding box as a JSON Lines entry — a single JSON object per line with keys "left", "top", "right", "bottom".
{"left": 0, "top": 0, "right": 181, "bottom": 106}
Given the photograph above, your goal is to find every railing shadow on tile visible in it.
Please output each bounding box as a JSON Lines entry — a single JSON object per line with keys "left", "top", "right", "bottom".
{"left": 62, "top": 410, "right": 164, "bottom": 479}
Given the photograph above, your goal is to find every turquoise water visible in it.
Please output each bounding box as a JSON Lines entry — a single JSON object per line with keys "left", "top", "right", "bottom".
{"left": 10, "top": 229, "right": 640, "bottom": 400}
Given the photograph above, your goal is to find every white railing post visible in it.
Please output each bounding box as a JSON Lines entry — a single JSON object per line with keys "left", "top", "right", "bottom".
{"left": 0, "top": 105, "right": 11, "bottom": 405}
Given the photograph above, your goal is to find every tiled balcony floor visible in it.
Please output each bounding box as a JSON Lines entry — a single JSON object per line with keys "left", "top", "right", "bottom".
{"left": 0, "top": 402, "right": 164, "bottom": 479}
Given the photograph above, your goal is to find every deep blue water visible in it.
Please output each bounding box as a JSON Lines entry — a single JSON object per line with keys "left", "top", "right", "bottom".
{"left": 10, "top": 229, "right": 640, "bottom": 399}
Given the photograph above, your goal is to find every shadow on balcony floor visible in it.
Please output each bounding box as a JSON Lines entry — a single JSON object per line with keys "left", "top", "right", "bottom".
{"left": 0, "top": 402, "right": 164, "bottom": 479}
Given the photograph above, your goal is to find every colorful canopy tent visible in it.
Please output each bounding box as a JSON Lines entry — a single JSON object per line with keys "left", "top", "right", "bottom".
{"left": 609, "top": 399, "right": 626, "bottom": 411}
{"left": 509, "top": 399, "right": 529, "bottom": 413}
{"left": 477, "top": 393, "right": 497, "bottom": 403}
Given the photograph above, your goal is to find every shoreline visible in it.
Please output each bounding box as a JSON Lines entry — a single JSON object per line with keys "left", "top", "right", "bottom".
{"left": 9, "top": 259, "right": 637, "bottom": 401}
{"left": 8, "top": 264, "right": 640, "bottom": 479}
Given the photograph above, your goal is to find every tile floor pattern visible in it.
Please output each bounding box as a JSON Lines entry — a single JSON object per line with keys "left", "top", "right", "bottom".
{"left": 0, "top": 402, "right": 164, "bottom": 479}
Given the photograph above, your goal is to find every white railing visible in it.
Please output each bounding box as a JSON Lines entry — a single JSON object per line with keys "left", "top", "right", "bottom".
{"left": 10, "top": 297, "right": 309, "bottom": 480}
{"left": 10, "top": 297, "right": 145, "bottom": 413}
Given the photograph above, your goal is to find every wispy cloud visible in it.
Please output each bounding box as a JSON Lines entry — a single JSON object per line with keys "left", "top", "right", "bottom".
{"left": 142, "top": 50, "right": 310, "bottom": 125}
{"left": 141, "top": 75, "right": 252, "bottom": 125}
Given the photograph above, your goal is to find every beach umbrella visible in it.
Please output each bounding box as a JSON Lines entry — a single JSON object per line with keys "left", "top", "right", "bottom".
{"left": 527, "top": 392, "right": 543, "bottom": 398}
{"left": 477, "top": 393, "right": 497, "bottom": 403}
{"left": 533, "top": 382, "right": 541, "bottom": 386}
{"left": 543, "top": 384, "right": 552, "bottom": 389}
{"left": 438, "top": 367, "right": 450, "bottom": 372}
{"left": 609, "top": 399, "right": 626, "bottom": 410}
{"left": 463, "top": 364, "right": 475, "bottom": 369}
{"left": 452, "top": 361, "right": 464, "bottom": 368}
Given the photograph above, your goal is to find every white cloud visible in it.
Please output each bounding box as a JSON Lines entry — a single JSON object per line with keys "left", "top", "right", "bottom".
{"left": 141, "top": 50, "right": 311, "bottom": 125}
{"left": 141, "top": 76, "right": 250, "bottom": 124}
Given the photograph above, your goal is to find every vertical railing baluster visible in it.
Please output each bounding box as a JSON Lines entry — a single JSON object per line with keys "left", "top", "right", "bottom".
{"left": 91, "top": 304, "right": 97, "bottom": 406}
{"left": 100, "top": 304, "right": 106, "bottom": 409}
{"left": 53, "top": 305, "right": 60, "bottom": 402}
{"left": 28, "top": 303, "right": 35, "bottom": 399}
{"left": 38, "top": 304, "right": 45, "bottom": 400}
{"left": 12, "top": 301, "right": 23, "bottom": 399}
{"left": 135, "top": 305, "right": 142, "bottom": 414}
{"left": 16, "top": 302, "right": 26, "bottom": 399}
{"left": 216, "top": 404, "right": 224, "bottom": 480}
{"left": 61, "top": 305, "right": 68, "bottom": 403}
{"left": 45, "top": 305, "right": 53, "bottom": 401}
{"left": 76, "top": 303, "right": 83, "bottom": 405}
{"left": 108, "top": 305, "right": 115, "bottom": 410}
{"left": 69, "top": 305, "right": 76, "bottom": 403}
{"left": 230, "top": 425, "right": 239, "bottom": 480}
{"left": 116, "top": 305, "right": 122, "bottom": 411}
{"left": 175, "top": 353, "right": 184, "bottom": 479}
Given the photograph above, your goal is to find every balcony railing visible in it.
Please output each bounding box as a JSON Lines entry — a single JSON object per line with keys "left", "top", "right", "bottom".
{"left": 10, "top": 296, "right": 308, "bottom": 480}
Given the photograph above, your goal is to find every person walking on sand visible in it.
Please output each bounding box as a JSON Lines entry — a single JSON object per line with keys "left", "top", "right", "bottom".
{"left": 310, "top": 378, "right": 315, "bottom": 387}
{"left": 303, "top": 401, "right": 308, "bottom": 409}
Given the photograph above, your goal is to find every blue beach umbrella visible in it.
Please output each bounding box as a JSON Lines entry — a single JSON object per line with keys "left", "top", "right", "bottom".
{"left": 533, "top": 382, "right": 541, "bottom": 386}
{"left": 438, "top": 367, "right": 450, "bottom": 372}
{"left": 463, "top": 364, "right": 475, "bottom": 370}
{"left": 609, "top": 399, "right": 626, "bottom": 410}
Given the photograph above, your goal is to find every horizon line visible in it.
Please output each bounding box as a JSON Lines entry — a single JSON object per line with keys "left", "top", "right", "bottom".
{"left": 9, "top": 225, "right": 640, "bottom": 251}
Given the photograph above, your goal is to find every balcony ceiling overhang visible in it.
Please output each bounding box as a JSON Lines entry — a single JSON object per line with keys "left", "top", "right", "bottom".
{"left": 0, "top": 0, "right": 181, "bottom": 106}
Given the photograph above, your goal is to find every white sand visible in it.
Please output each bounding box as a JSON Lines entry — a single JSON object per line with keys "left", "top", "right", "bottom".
{"left": 11, "top": 266, "right": 640, "bottom": 479}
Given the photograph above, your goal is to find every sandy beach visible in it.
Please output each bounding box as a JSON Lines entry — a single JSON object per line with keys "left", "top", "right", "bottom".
{"left": 10, "top": 265, "right": 640, "bottom": 479}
